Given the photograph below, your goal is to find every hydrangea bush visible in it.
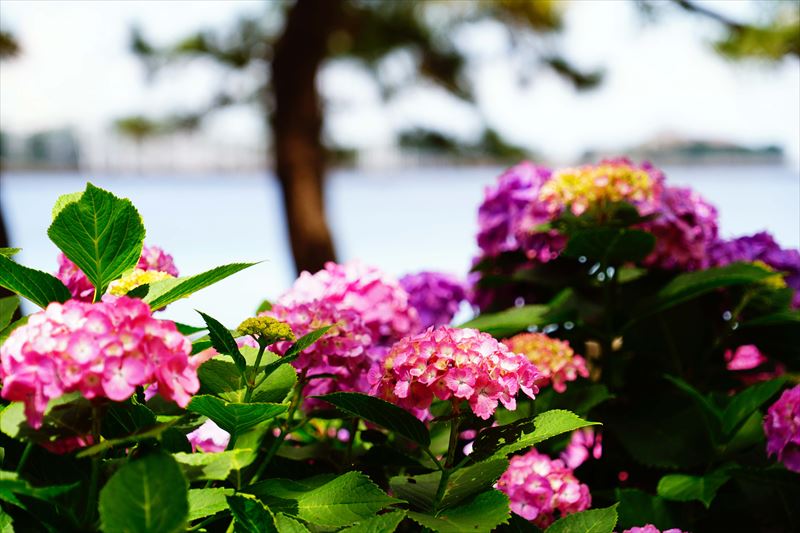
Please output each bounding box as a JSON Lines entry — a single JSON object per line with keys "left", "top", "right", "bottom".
{"left": 0, "top": 164, "right": 797, "bottom": 533}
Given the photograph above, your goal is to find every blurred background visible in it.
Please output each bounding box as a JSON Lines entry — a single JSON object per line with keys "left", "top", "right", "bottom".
{"left": 1, "top": 0, "right": 798, "bottom": 325}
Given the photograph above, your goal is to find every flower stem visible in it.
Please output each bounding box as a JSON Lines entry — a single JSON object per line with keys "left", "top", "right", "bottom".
{"left": 433, "top": 402, "right": 461, "bottom": 514}
{"left": 249, "top": 371, "right": 307, "bottom": 484}
{"left": 16, "top": 442, "right": 33, "bottom": 473}
{"left": 243, "top": 342, "right": 268, "bottom": 404}
{"left": 83, "top": 405, "right": 103, "bottom": 527}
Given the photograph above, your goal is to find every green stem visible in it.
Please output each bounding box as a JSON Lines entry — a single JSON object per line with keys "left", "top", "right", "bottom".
{"left": 83, "top": 405, "right": 103, "bottom": 528}
{"left": 243, "top": 342, "right": 268, "bottom": 404}
{"left": 433, "top": 403, "right": 461, "bottom": 514}
{"left": 249, "top": 371, "right": 307, "bottom": 483}
{"left": 16, "top": 442, "right": 33, "bottom": 473}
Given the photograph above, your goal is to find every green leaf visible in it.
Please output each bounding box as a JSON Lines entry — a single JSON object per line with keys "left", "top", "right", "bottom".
{"left": 657, "top": 467, "right": 733, "bottom": 508}
{"left": 174, "top": 449, "right": 256, "bottom": 481}
{"left": 563, "top": 228, "right": 655, "bottom": 265}
{"left": 187, "top": 487, "right": 234, "bottom": 521}
{"left": 615, "top": 489, "right": 679, "bottom": 532}
{"left": 76, "top": 419, "right": 180, "bottom": 458}
{"left": 459, "top": 305, "right": 550, "bottom": 338}
{"left": 175, "top": 322, "right": 207, "bottom": 335}
{"left": 274, "top": 514, "right": 311, "bottom": 533}
{"left": 47, "top": 183, "right": 146, "bottom": 296}
{"left": 642, "top": 262, "right": 774, "bottom": 317}
{"left": 51, "top": 190, "right": 83, "bottom": 219}
{"left": 391, "top": 459, "right": 509, "bottom": 512}
{"left": 139, "top": 262, "right": 256, "bottom": 310}
{"left": 0, "top": 255, "right": 71, "bottom": 308}
{"left": 313, "top": 392, "right": 430, "bottom": 447}
{"left": 187, "top": 395, "right": 287, "bottom": 437}
{"left": 722, "top": 378, "right": 787, "bottom": 436}
{"left": 494, "top": 410, "right": 599, "bottom": 457}
{"left": 545, "top": 504, "right": 618, "bottom": 533}
{"left": 199, "top": 353, "right": 296, "bottom": 404}
{"left": 0, "top": 471, "right": 77, "bottom": 510}
{"left": 98, "top": 452, "right": 189, "bottom": 533}
{"left": 0, "top": 296, "right": 18, "bottom": 330}
{"left": 339, "top": 510, "right": 407, "bottom": 532}
{"left": 407, "top": 490, "right": 510, "bottom": 533}
{"left": 198, "top": 311, "right": 246, "bottom": 373}
{"left": 0, "top": 315, "right": 27, "bottom": 346}
{"left": 0, "top": 248, "right": 21, "bottom": 257}
{"left": 228, "top": 494, "right": 278, "bottom": 533}
{"left": 0, "top": 394, "right": 93, "bottom": 444}
{"left": 247, "top": 471, "right": 402, "bottom": 528}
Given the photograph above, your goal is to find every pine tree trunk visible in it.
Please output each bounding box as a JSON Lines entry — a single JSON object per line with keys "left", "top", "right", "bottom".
{"left": 271, "top": 0, "right": 342, "bottom": 274}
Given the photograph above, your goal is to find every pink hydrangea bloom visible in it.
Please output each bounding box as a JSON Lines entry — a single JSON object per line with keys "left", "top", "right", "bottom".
{"left": 276, "top": 261, "right": 419, "bottom": 342}
{"left": 399, "top": 271, "right": 466, "bottom": 329}
{"left": 0, "top": 296, "right": 205, "bottom": 429}
{"left": 560, "top": 428, "right": 602, "bottom": 469}
{"left": 496, "top": 448, "right": 591, "bottom": 528}
{"left": 56, "top": 244, "right": 178, "bottom": 301}
{"left": 369, "top": 326, "right": 539, "bottom": 420}
{"left": 187, "top": 419, "right": 230, "bottom": 453}
{"left": 39, "top": 434, "right": 95, "bottom": 455}
{"left": 764, "top": 384, "right": 800, "bottom": 473}
{"left": 642, "top": 186, "right": 718, "bottom": 271}
{"left": 267, "top": 299, "right": 376, "bottom": 409}
{"left": 725, "top": 345, "right": 768, "bottom": 371}
{"left": 503, "top": 333, "right": 588, "bottom": 393}
{"left": 623, "top": 526, "right": 686, "bottom": 533}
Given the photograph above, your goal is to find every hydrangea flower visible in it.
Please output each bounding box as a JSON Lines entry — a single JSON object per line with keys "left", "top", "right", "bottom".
{"left": 764, "top": 384, "right": 800, "bottom": 473}
{"left": 0, "top": 296, "right": 206, "bottom": 428}
{"left": 496, "top": 448, "right": 591, "bottom": 527}
{"left": 399, "top": 271, "right": 466, "bottom": 329}
{"left": 539, "top": 158, "right": 663, "bottom": 216}
{"left": 187, "top": 420, "right": 230, "bottom": 453}
{"left": 108, "top": 269, "right": 174, "bottom": 296}
{"left": 642, "top": 186, "right": 718, "bottom": 271}
{"left": 623, "top": 525, "right": 686, "bottom": 533}
{"left": 56, "top": 244, "right": 179, "bottom": 301}
{"left": 276, "top": 261, "right": 419, "bottom": 342}
{"left": 477, "top": 162, "right": 553, "bottom": 257}
{"left": 503, "top": 333, "right": 588, "bottom": 393}
{"left": 560, "top": 428, "right": 602, "bottom": 469}
{"left": 725, "top": 344, "right": 768, "bottom": 371}
{"left": 708, "top": 232, "right": 800, "bottom": 307}
{"left": 266, "top": 299, "right": 375, "bottom": 408}
{"left": 369, "top": 326, "right": 539, "bottom": 420}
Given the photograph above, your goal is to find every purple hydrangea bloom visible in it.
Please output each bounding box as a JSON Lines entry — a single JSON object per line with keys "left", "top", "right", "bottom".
{"left": 709, "top": 232, "right": 800, "bottom": 306}
{"left": 399, "top": 271, "right": 466, "bottom": 329}
{"left": 476, "top": 162, "right": 552, "bottom": 258}
{"left": 764, "top": 384, "right": 800, "bottom": 473}
{"left": 642, "top": 186, "right": 718, "bottom": 271}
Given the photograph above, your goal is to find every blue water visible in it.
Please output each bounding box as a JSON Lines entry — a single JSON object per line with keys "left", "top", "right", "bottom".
{"left": 2, "top": 165, "right": 799, "bottom": 325}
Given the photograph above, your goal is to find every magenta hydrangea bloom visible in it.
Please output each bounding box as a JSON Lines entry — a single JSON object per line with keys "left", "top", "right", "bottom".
{"left": 503, "top": 333, "right": 588, "bottom": 393}
{"left": 709, "top": 232, "right": 800, "bottom": 306}
{"left": 399, "top": 271, "right": 466, "bottom": 329}
{"left": 642, "top": 186, "right": 718, "bottom": 271}
{"left": 560, "top": 428, "right": 602, "bottom": 469}
{"left": 187, "top": 420, "right": 230, "bottom": 453}
{"left": 623, "top": 525, "right": 686, "bottom": 533}
{"left": 496, "top": 448, "right": 591, "bottom": 528}
{"left": 477, "top": 162, "right": 553, "bottom": 258}
{"left": 56, "top": 244, "right": 179, "bottom": 301}
{"left": 369, "top": 326, "right": 539, "bottom": 420}
{"left": 764, "top": 384, "right": 800, "bottom": 473}
{"left": 725, "top": 344, "right": 768, "bottom": 371}
{"left": 267, "top": 299, "right": 376, "bottom": 408}
{"left": 276, "top": 261, "right": 419, "bottom": 343}
{"left": 0, "top": 296, "right": 206, "bottom": 429}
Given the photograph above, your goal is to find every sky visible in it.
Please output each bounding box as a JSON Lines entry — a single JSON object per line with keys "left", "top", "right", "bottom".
{"left": 1, "top": 0, "right": 799, "bottom": 168}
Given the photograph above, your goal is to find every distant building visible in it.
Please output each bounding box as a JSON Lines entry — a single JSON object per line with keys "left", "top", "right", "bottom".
{"left": 0, "top": 128, "right": 81, "bottom": 171}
